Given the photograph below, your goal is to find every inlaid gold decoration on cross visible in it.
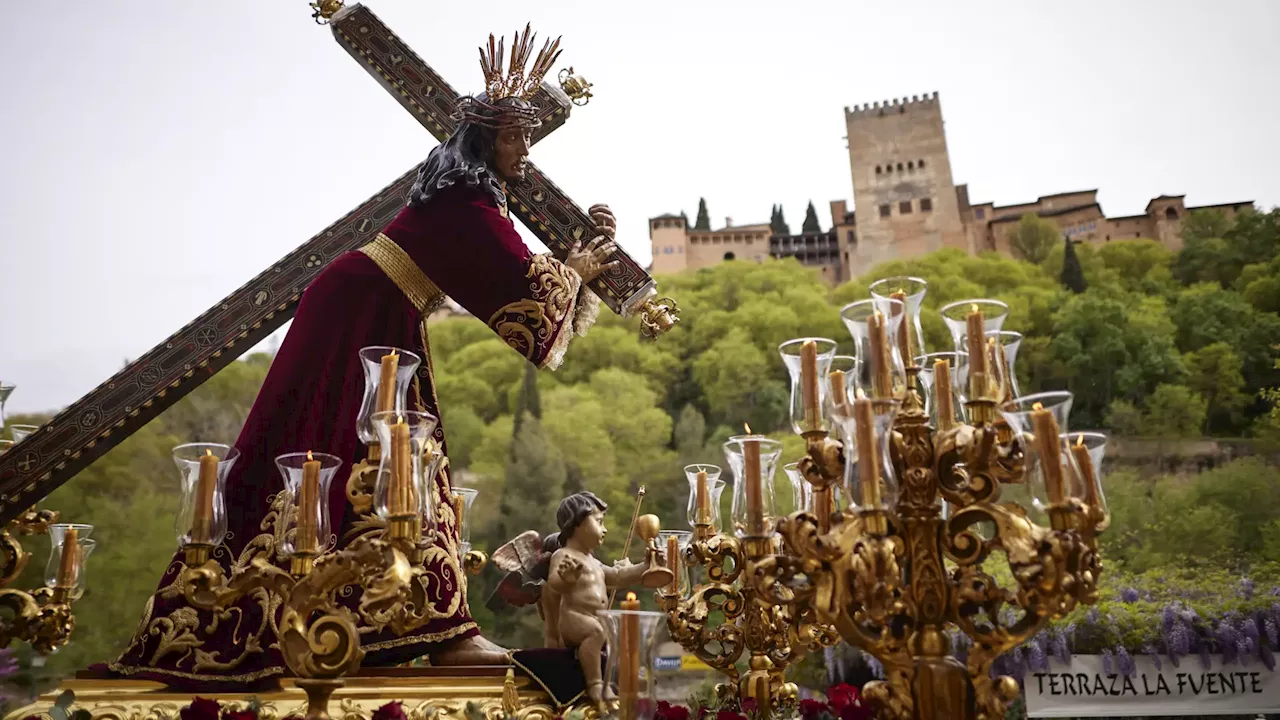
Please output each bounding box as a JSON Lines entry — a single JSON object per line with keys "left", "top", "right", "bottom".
{"left": 0, "top": 516, "right": 95, "bottom": 655}
{"left": 660, "top": 278, "right": 1108, "bottom": 720}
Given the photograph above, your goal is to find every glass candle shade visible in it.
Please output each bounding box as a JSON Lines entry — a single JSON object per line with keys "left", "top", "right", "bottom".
{"left": 599, "top": 604, "right": 665, "bottom": 720}
{"left": 779, "top": 337, "right": 839, "bottom": 435}
{"left": 45, "top": 524, "right": 96, "bottom": 600}
{"left": 783, "top": 462, "right": 812, "bottom": 515}
{"left": 173, "top": 443, "right": 239, "bottom": 547}
{"left": 939, "top": 299, "right": 1010, "bottom": 356}
{"left": 0, "top": 440, "right": 11, "bottom": 455}
{"left": 916, "top": 351, "right": 966, "bottom": 428}
{"left": 657, "top": 530, "right": 693, "bottom": 597}
{"left": 956, "top": 331, "right": 1012, "bottom": 404}
{"left": 724, "top": 436, "right": 783, "bottom": 537}
{"left": 1061, "top": 430, "right": 1109, "bottom": 527}
{"left": 275, "top": 451, "right": 342, "bottom": 558}
{"left": 452, "top": 487, "right": 479, "bottom": 546}
{"left": 9, "top": 424, "right": 39, "bottom": 443}
{"left": 825, "top": 355, "right": 859, "bottom": 426}
{"left": 840, "top": 299, "right": 907, "bottom": 400}
{"left": 846, "top": 399, "right": 901, "bottom": 513}
{"left": 684, "top": 464, "right": 726, "bottom": 530}
{"left": 0, "top": 383, "right": 13, "bottom": 427}
{"left": 372, "top": 410, "right": 440, "bottom": 530}
{"left": 869, "top": 276, "right": 928, "bottom": 367}
{"left": 356, "top": 346, "right": 423, "bottom": 445}
{"left": 999, "top": 392, "right": 1086, "bottom": 512}
{"left": 989, "top": 331, "right": 1024, "bottom": 401}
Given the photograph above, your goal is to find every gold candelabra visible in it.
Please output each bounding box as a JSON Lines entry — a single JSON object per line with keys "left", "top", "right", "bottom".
{"left": 0, "top": 507, "right": 95, "bottom": 655}
{"left": 659, "top": 280, "right": 1109, "bottom": 720}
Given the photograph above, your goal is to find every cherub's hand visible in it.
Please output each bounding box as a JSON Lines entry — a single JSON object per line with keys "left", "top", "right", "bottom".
{"left": 612, "top": 558, "right": 635, "bottom": 570}
{"left": 558, "top": 555, "right": 585, "bottom": 583}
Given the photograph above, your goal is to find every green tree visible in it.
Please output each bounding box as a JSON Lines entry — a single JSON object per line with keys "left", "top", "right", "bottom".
{"left": 694, "top": 198, "right": 711, "bottom": 231}
{"left": 1183, "top": 342, "right": 1248, "bottom": 434}
{"left": 1009, "top": 213, "right": 1060, "bottom": 264}
{"left": 802, "top": 201, "right": 821, "bottom": 233}
{"left": 1142, "top": 384, "right": 1208, "bottom": 438}
{"left": 511, "top": 362, "right": 541, "bottom": 439}
{"left": 1060, "top": 237, "right": 1087, "bottom": 293}
{"left": 770, "top": 205, "right": 791, "bottom": 235}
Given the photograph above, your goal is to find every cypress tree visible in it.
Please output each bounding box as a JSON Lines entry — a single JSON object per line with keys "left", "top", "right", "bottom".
{"left": 802, "top": 201, "right": 821, "bottom": 233}
{"left": 694, "top": 198, "right": 711, "bottom": 231}
{"left": 774, "top": 205, "right": 792, "bottom": 235}
{"left": 1060, "top": 237, "right": 1088, "bottom": 294}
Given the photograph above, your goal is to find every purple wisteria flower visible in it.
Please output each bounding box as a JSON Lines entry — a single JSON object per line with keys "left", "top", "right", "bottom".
{"left": 1238, "top": 636, "right": 1255, "bottom": 666}
{"left": 867, "top": 656, "right": 885, "bottom": 679}
{"left": 1027, "top": 636, "right": 1048, "bottom": 672}
{"left": 1055, "top": 628, "right": 1072, "bottom": 664}
{"left": 1086, "top": 607, "right": 1101, "bottom": 625}
{"left": 0, "top": 649, "right": 16, "bottom": 678}
{"left": 1265, "top": 617, "right": 1279, "bottom": 647}
{"left": 1161, "top": 603, "right": 1178, "bottom": 632}
{"left": 1120, "top": 588, "right": 1140, "bottom": 603}
{"left": 1102, "top": 648, "right": 1114, "bottom": 675}
{"left": 1218, "top": 623, "right": 1241, "bottom": 665}
{"left": 1240, "top": 578, "right": 1256, "bottom": 600}
{"left": 1166, "top": 622, "right": 1192, "bottom": 661}
{"left": 1115, "top": 646, "right": 1135, "bottom": 677}
{"left": 1243, "top": 616, "right": 1261, "bottom": 642}
{"left": 1142, "top": 644, "right": 1162, "bottom": 671}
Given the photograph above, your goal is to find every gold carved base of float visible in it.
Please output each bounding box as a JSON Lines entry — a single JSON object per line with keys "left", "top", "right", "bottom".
{"left": 6, "top": 668, "right": 595, "bottom": 720}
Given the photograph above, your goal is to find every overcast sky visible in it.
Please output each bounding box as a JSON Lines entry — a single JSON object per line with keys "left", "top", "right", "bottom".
{"left": 1, "top": 0, "right": 1277, "bottom": 415}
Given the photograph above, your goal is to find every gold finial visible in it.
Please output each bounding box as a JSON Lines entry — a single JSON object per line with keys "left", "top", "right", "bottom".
{"left": 638, "top": 297, "right": 680, "bottom": 340}
{"left": 479, "top": 24, "right": 563, "bottom": 102}
{"left": 558, "top": 67, "right": 594, "bottom": 106}
{"left": 309, "top": 0, "right": 344, "bottom": 24}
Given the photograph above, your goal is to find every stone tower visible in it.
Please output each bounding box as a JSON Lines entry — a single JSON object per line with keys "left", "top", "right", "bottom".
{"left": 844, "top": 93, "right": 969, "bottom": 268}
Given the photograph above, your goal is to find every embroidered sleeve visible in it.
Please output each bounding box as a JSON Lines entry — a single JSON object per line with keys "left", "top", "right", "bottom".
{"left": 488, "top": 253, "right": 598, "bottom": 370}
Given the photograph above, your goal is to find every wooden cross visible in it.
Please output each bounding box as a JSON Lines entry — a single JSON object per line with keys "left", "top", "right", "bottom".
{"left": 0, "top": 3, "right": 659, "bottom": 523}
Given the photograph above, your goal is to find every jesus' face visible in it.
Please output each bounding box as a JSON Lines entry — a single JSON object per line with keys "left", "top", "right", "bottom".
{"left": 493, "top": 127, "right": 532, "bottom": 180}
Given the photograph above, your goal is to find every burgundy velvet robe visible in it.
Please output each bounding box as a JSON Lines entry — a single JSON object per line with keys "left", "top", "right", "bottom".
{"left": 109, "top": 185, "right": 598, "bottom": 688}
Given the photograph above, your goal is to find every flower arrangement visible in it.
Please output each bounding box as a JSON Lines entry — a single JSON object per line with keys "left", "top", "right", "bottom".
{"left": 653, "top": 683, "right": 872, "bottom": 720}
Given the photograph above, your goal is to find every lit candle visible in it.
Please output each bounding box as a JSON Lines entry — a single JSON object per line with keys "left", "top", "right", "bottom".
{"left": 376, "top": 350, "right": 399, "bottom": 414}
{"left": 620, "top": 592, "right": 641, "bottom": 695}
{"left": 453, "top": 492, "right": 466, "bottom": 530}
{"left": 854, "top": 398, "right": 881, "bottom": 508}
{"left": 890, "top": 290, "right": 914, "bottom": 367}
{"left": 966, "top": 305, "right": 987, "bottom": 399}
{"left": 743, "top": 427, "right": 763, "bottom": 534}
{"left": 933, "top": 358, "right": 955, "bottom": 430}
{"left": 1071, "top": 434, "right": 1099, "bottom": 509}
{"left": 800, "top": 339, "right": 820, "bottom": 431}
{"left": 829, "top": 370, "right": 848, "bottom": 412}
{"left": 390, "top": 416, "right": 413, "bottom": 515}
{"left": 695, "top": 470, "right": 710, "bottom": 525}
{"left": 1030, "top": 403, "right": 1065, "bottom": 504}
{"left": 297, "top": 450, "right": 320, "bottom": 553}
{"left": 56, "top": 527, "right": 79, "bottom": 587}
{"left": 992, "top": 336, "right": 1013, "bottom": 402}
{"left": 867, "top": 312, "right": 893, "bottom": 398}
{"left": 666, "top": 535, "right": 681, "bottom": 595}
{"left": 193, "top": 449, "right": 218, "bottom": 543}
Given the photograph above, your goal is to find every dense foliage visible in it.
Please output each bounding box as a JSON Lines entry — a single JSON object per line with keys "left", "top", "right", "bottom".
{"left": 1, "top": 207, "right": 1278, "bottom": 709}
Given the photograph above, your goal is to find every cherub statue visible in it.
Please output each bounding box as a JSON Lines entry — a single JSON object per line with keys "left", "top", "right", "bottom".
{"left": 489, "top": 491, "right": 670, "bottom": 709}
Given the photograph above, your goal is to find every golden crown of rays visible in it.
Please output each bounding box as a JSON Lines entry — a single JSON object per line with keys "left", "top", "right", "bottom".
{"left": 479, "top": 24, "right": 563, "bottom": 102}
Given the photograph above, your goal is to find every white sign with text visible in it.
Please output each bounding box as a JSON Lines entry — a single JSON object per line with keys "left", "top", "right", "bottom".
{"left": 1025, "top": 655, "right": 1280, "bottom": 717}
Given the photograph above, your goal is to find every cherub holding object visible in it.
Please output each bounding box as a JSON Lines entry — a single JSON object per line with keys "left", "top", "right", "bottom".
{"left": 543, "top": 492, "right": 670, "bottom": 708}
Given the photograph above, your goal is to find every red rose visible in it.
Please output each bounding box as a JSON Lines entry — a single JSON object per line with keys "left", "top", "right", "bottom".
{"left": 826, "top": 684, "right": 859, "bottom": 710}
{"left": 224, "top": 711, "right": 257, "bottom": 720}
{"left": 180, "top": 698, "right": 221, "bottom": 720}
{"left": 656, "top": 701, "right": 691, "bottom": 720}
{"left": 838, "top": 702, "right": 871, "bottom": 720}
{"left": 798, "top": 699, "right": 830, "bottom": 719}
{"left": 740, "top": 698, "right": 758, "bottom": 714}
{"left": 715, "top": 710, "right": 746, "bottom": 720}
{"left": 372, "top": 702, "right": 407, "bottom": 720}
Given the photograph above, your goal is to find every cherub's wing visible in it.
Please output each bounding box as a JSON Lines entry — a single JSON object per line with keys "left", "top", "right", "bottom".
{"left": 486, "top": 570, "right": 543, "bottom": 611}
{"left": 491, "top": 530, "right": 543, "bottom": 573}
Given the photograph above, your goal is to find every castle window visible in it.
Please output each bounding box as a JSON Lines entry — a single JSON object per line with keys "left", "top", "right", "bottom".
{"left": 879, "top": 204, "right": 891, "bottom": 218}
{"left": 920, "top": 198, "right": 933, "bottom": 212}
{"left": 919, "top": 159, "right": 926, "bottom": 169}
{"left": 875, "top": 165, "right": 882, "bottom": 175}
{"left": 975, "top": 208, "right": 985, "bottom": 220}
{"left": 899, "top": 201, "right": 913, "bottom": 214}
{"left": 1165, "top": 207, "right": 1179, "bottom": 220}
{"left": 847, "top": 230, "right": 857, "bottom": 248}
{"left": 907, "top": 161, "right": 915, "bottom": 171}
{"left": 724, "top": 252, "right": 736, "bottom": 260}
{"left": 897, "top": 163, "right": 904, "bottom": 172}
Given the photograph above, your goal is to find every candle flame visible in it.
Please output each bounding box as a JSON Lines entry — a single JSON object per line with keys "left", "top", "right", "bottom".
{"left": 205, "top": 449, "right": 212, "bottom": 457}
{"left": 1075, "top": 433, "right": 1084, "bottom": 447}
{"left": 626, "top": 592, "right": 637, "bottom": 601}
{"left": 307, "top": 450, "right": 314, "bottom": 461}
{"left": 970, "top": 303, "right": 979, "bottom": 313}
{"left": 1032, "top": 402, "right": 1044, "bottom": 411}
{"left": 855, "top": 388, "right": 867, "bottom": 400}
{"left": 397, "top": 414, "right": 404, "bottom": 424}
{"left": 744, "top": 423, "right": 752, "bottom": 434}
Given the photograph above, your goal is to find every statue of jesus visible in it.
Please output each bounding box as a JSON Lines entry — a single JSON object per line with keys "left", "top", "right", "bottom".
{"left": 110, "top": 26, "right": 616, "bottom": 688}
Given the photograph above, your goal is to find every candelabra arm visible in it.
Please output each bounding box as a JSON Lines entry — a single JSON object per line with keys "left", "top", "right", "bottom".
{"left": 0, "top": 586, "right": 75, "bottom": 655}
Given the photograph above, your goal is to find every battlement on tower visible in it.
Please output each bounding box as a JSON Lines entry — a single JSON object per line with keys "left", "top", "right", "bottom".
{"left": 845, "top": 92, "right": 940, "bottom": 120}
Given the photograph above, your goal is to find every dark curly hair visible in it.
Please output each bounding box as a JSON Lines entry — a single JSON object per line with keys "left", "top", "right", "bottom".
{"left": 531, "top": 491, "right": 608, "bottom": 580}
{"left": 406, "top": 95, "right": 535, "bottom": 208}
